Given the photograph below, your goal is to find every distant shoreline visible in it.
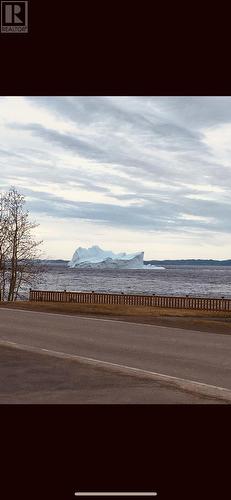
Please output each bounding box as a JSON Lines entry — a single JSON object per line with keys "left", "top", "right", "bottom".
{"left": 144, "top": 259, "right": 231, "bottom": 266}
{"left": 40, "top": 259, "right": 231, "bottom": 267}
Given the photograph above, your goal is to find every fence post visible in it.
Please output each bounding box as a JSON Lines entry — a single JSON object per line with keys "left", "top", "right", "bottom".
{"left": 186, "top": 295, "right": 189, "bottom": 309}
{"left": 221, "top": 296, "right": 224, "bottom": 311}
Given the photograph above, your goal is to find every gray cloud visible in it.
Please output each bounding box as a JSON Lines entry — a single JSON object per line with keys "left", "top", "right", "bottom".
{"left": 17, "top": 186, "right": 230, "bottom": 235}
{"left": 149, "top": 96, "right": 231, "bottom": 128}
{"left": 2, "top": 96, "right": 231, "bottom": 241}
{"left": 25, "top": 96, "right": 209, "bottom": 155}
{"left": 8, "top": 122, "right": 179, "bottom": 179}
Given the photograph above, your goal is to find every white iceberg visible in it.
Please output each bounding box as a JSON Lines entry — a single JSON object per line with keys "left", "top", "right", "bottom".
{"left": 68, "top": 245, "right": 165, "bottom": 269}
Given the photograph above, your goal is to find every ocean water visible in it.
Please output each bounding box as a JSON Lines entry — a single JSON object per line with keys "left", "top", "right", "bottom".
{"left": 33, "top": 265, "right": 231, "bottom": 298}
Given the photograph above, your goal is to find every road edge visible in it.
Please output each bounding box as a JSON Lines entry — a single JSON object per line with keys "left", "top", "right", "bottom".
{"left": 0, "top": 339, "right": 230, "bottom": 403}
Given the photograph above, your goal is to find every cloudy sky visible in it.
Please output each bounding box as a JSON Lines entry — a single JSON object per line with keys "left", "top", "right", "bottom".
{"left": 0, "top": 96, "right": 231, "bottom": 260}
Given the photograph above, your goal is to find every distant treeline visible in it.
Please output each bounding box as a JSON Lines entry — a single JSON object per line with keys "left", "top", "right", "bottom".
{"left": 42, "top": 260, "right": 68, "bottom": 265}
{"left": 144, "top": 259, "right": 231, "bottom": 266}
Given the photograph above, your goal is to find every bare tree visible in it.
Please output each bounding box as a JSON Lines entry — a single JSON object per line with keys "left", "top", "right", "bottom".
{"left": 0, "top": 187, "right": 43, "bottom": 301}
{"left": 0, "top": 192, "right": 10, "bottom": 301}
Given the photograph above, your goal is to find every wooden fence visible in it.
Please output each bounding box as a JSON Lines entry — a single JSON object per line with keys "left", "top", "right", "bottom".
{"left": 29, "top": 290, "right": 231, "bottom": 312}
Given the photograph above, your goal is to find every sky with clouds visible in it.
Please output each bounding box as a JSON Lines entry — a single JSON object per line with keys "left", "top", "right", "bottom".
{"left": 0, "top": 95, "right": 231, "bottom": 260}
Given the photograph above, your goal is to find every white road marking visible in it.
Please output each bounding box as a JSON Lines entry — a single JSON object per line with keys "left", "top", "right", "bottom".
{"left": 0, "top": 339, "right": 231, "bottom": 402}
{"left": 74, "top": 493, "right": 157, "bottom": 497}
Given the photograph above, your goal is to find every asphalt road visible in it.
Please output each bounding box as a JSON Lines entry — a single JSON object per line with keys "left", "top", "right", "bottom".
{"left": 0, "top": 345, "right": 218, "bottom": 403}
{"left": 0, "top": 307, "right": 231, "bottom": 402}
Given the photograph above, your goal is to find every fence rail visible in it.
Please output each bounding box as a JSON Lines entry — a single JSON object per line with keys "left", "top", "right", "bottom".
{"left": 29, "top": 290, "right": 231, "bottom": 312}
